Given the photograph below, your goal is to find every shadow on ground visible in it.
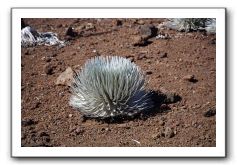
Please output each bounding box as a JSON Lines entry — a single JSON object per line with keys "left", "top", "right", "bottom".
{"left": 82, "top": 90, "right": 182, "bottom": 124}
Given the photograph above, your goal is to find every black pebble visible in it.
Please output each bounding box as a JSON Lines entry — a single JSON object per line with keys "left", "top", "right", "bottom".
{"left": 204, "top": 108, "right": 216, "bottom": 117}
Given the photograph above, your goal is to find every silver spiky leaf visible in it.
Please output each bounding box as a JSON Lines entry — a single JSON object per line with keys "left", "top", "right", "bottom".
{"left": 69, "top": 56, "right": 153, "bottom": 118}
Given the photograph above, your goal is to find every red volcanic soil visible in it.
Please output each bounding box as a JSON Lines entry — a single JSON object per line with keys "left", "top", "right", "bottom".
{"left": 21, "top": 18, "right": 216, "bottom": 147}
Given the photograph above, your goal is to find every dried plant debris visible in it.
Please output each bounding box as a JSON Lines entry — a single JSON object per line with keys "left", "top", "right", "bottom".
{"left": 70, "top": 56, "right": 153, "bottom": 118}
{"left": 160, "top": 18, "right": 216, "bottom": 33}
{"left": 21, "top": 26, "right": 65, "bottom": 47}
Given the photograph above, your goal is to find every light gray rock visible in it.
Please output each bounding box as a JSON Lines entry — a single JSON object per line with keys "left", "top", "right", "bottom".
{"left": 55, "top": 67, "right": 74, "bottom": 86}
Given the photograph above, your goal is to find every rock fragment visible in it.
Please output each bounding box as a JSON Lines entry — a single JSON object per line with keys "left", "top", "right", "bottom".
{"left": 163, "top": 127, "right": 175, "bottom": 138}
{"left": 146, "top": 71, "right": 153, "bottom": 75}
{"left": 65, "top": 27, "right": 78, "bottom": 37}
{"left": 113, "top": 19, "right": 123, "bottom": 26}
{"left": 159, "top": 52, "right": 168, "bottom": 58}
{"left": 183, "top": 74, "right": 198, "bottom": 83}
{"left": 137, "top": 20, "right": 145, "bottom": 25}
{"left": 137, "top": 54, "right": 147, "bottom": 60}
{"left": 85, "top": 23, "right": 95, "bottom": 30}
{"left": 44, "top": 64, "right": 54, "bottom": 75}
{"left": 22, "top": 119, "right": 38, "bottom": 127}
{"left": 203, "top": 108, "right": 216, "bottom": 117}
{"left": 55, "top": 67, "right": 74, "bottom": 86}
{"left": 165, "top": 93, "right": 182, "bottom": 104}
{"left": 152, "top": 133, "right": 161, "bottom": 140}
{"left": 137, "top": 24, "right": 158, "bottom": 39}
{"left": 132, "top": 36, "right": 148, "bottom": 46}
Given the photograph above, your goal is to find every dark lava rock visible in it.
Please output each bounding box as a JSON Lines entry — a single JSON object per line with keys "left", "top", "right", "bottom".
{"left": 22, "top": 119, "right": 38, "bottom": 127}
{"left": 114, "top": 19, "right": 123, "bottom": 26}
{"left": 138, "top": 24, "right": 158, "bottom": 39}
{"left": 146, "top": 71, "right": 153, "bottom": 75}
{"left": 80, "top": 115, "right": 88, "bottom": 123}
{"left": 39, "top": 131, "right": 49, "bottom": 137}
{"left": 44, "top": 64, "right": 54, "bottom": 75}
{"left": 24, "top": 50, "right": 31, "bottom": 55}
{"left": 66, "top": 27, "right": 78, "bottom": 37}
{"left": 203, "top": 108, "right": 216, "bottom": 117}
{"left": 50, "top": 53, "right": 58, "bottom": 57}
{"left": 42, "top": 136, "right": 51, "bottom": 143}
{"left": 209, "top": 38, "right": 216, "bottom": 45}
{"left": 39, "top": 132, "right": 51, "bottom": 143}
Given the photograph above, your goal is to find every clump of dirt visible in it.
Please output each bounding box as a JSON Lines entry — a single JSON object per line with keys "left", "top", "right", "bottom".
{"left": 21, "top": 18, "right": 216, "bottom": 147}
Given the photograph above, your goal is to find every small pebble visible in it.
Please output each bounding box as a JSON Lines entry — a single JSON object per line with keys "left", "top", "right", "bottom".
{"left": 203, "top": 108, "right": 216, "bottom": 117}
{"left": 66, "top": 27, "right": 78, "bottom": 37}
{"left": 45, "top": 57, "right": 51, "bottom": 62}
{"left": 146, "top": 71, "right": 152, "bottom": 75}
{"left": 159, "top": 52, "right": 167, "bottom": 58}
{"left": 24, "top": 50, "right": 31, "bottom": 55}
{"left": 165, "top": 93, "right": 181, "bottom": 103}
{"left": 22, "top": 119, "right": 37, "bottom": 127}
{"left": 75, "top": 127, "right": 85, "bottom": 135}
{"left": 39, "top": 132, "right": 49, "bottom": 137}
{"left": 159, "top": 120, "right": 165, "bottom": 126}
{"left": 152, "top": 133, "right": 161, "bottom": 140}
{"left": 44, "top": 64, "right": 54, "bottom": 75}
{"left": 164, "top": 127, "right": 175, "bottom": 138}
{"left": 137, "top": 20, "right": 145, "bottom": 25}
{"left": 183, "top": 74, "right": 197, "bottom": 82}
{"left": 209, "top": 38, "right": 216, "bottom": 44}
{"left": 114, "top": 19, "right": 123, "bottom": 26}
{"left": 136, "top": 54, "right": 147, "bottom": 60}
{"left": 132, "top": 36, "right": 147, "bottom": 46}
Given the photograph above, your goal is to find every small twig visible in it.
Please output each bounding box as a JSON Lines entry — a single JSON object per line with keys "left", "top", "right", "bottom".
{"left": 131, "top": 139, "right": 141, "bottom": 145}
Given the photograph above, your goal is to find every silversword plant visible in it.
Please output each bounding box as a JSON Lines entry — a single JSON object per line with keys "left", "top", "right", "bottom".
{"left": 70, "top": 56, "right": 153, "bottom": 118}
